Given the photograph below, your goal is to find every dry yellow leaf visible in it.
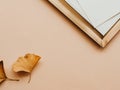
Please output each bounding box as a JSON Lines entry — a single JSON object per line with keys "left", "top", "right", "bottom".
{"left": 0, "top": 61, "right": 7, "bottom": 83}
{"left": 0, "top": 61, "right": 19, "bottom": 84}
{"left": 12, "top": 53, "right": 41, "bottom": 73}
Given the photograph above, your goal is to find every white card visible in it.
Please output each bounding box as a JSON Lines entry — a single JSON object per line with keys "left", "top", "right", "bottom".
{"left": 65, "top": 0, "right": 90, "bottom": 23}
{"left": 96, "top": 14, "right": 120, "bottom": 35}
{"left": 65, "top": 0, "right": 120, "bottom": 35}
{"left": 77, "top": 0, "right": 120, "bottom": 27}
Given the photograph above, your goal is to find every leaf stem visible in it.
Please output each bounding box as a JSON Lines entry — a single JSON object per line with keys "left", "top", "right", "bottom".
{"left": 7, "top": 77, "right": 19, "bottom": 81}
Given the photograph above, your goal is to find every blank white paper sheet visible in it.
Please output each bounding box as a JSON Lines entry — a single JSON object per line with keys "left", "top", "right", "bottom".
{"left": 65, "top": 0, "right": 120, "bottom": 36}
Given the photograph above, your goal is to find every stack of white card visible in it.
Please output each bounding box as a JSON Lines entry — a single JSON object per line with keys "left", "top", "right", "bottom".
{"left": 65, "top": 0, "right": 120, "bottom": 36}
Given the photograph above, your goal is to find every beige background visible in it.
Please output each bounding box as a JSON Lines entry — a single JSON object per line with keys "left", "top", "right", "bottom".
{"left": 0, "top": 0, "right": 120, "bottom": 90}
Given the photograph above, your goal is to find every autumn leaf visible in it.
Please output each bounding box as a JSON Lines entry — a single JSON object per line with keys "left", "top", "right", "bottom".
{"left": 12, "top": 53, "right": 41, "bottom": 73}
{"left": 0, "top": 61, "right": 19, "bottom": 84}
{"left": 0, "top": 61, "right": 7, "bottom": 83}
{"left": 12, "top": 53, "right": 41, "bottom": 83}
